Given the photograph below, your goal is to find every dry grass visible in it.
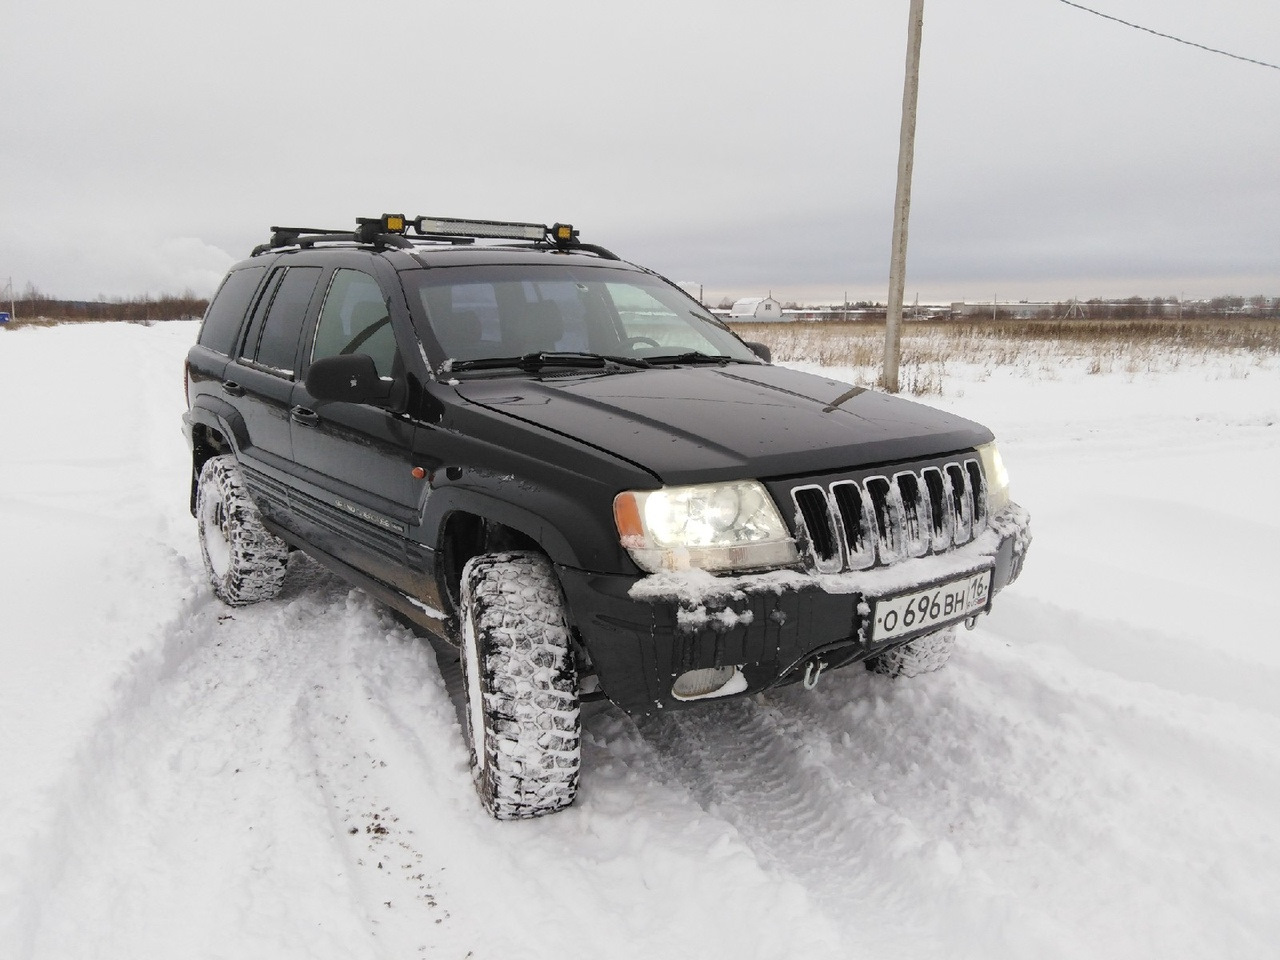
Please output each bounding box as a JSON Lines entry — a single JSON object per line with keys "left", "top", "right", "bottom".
{"left": 732, "top": 319, "right": 1280, "bottom": 394}
{"left": 3, "top": 316, "right": 92, "bottom": 329}
{"left": 1, "top": 315, "right": 191, "bottom": 331}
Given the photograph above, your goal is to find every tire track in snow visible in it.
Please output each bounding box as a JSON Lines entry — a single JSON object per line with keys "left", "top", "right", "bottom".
{"left": 21, "top": 555, "right": 847, "bottom": 960}
{"left": 635, "top": 678, "right": 1005, "bottom": 960}
{"left": 946, "top": 621, "right": 1280, "bottom": 958}
{"left": 631, "top": 614, "right": 1280, "bottom": 960}
{"left": 23, "top": 560, "right": 474, "bottom": 960}
{"left": 0, "top": 324, "right": 212, "bottom": 957}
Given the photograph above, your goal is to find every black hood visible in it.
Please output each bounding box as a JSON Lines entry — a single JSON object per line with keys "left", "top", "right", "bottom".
{"left": 453, "top": 364, "right": 992, "bottom": 485}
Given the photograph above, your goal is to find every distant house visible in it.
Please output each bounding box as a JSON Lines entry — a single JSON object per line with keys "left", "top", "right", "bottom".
{"left": 729, "top": 296, "right": 784, "bottom": 321}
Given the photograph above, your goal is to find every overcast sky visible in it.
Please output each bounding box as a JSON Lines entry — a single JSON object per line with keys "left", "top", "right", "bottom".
{"left": 3, "top": 0, "right": 1277, "bottom": 304}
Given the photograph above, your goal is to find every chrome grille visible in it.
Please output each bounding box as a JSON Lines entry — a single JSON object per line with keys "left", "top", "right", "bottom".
{"left": 789, "top": 457, "right": 988, "bottom": 572}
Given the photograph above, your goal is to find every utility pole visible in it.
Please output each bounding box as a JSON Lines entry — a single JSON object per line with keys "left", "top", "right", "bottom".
{"left": 883, "top": 0, "right": 925, "bottom": 393}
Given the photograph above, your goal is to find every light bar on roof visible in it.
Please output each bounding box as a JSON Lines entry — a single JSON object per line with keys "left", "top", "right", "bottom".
{"left": 413, "top": 216, "right": 547, "bottom": 241}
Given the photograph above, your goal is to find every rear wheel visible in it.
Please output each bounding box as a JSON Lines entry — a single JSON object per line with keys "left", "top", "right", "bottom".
{"left": 865, "top": 626, "right": 957, "bottom": 678}
{"left": 460, "top": 552, "right": 581, "bottom": 820}
{"left": 196, "top": 455, "right": 288, "bottom": 606}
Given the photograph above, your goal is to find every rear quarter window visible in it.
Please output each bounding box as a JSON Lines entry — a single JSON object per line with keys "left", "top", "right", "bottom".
{"left": 198, "top": 267, "right": 266, "bottom": 355}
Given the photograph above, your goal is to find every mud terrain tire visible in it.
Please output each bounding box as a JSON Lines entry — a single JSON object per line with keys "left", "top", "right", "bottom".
{"left": 865, "top": 626, "right": 957, "bottom": 678}
{"left": 196, "top": 455, "right": 289, "bottom": 606}
{"left": 460, "top": 552, "right": 581, "bottom": 820}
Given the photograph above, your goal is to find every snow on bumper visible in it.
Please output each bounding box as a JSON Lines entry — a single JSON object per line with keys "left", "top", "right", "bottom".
{"left": 557, "top": 502, "right": 1031, "bottom": 716}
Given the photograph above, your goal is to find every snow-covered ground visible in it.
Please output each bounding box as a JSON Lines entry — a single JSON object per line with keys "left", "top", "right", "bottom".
{"left": 2, "top": 321, "right": 1278, "bottom": 960}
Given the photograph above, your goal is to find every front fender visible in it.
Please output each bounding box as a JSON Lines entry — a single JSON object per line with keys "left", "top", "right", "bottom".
{"left": 419, "top": 474, "right": 634, "bottom": 573}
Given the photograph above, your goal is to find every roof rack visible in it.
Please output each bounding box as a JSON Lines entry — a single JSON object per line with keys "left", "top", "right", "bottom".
{"left": 251, "top": 214, "right": 620, "bottom": 260}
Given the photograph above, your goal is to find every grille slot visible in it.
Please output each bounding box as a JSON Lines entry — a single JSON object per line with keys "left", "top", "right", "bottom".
{"left": 894, "top": 471, "right": 930, "bottom": 558}
{"left": 965, "top": 458, "right": 988, "bottom": 529}
{"left": 946, "top": 462, "right": 973, "bottom": 544}
{"left": 831, "top": 481, "right": 875, "bottom": 571}
{"left": 921, "top": 466, "right": 953, "bottom": 550}
{"left": 791, "top": 485, "right": 842, "bottom": 573}
{"left": 787, "top": 456, "right": 989, "bottom": 572}
{"left": 865, "top": 476, "right": 906, "bottom": 565}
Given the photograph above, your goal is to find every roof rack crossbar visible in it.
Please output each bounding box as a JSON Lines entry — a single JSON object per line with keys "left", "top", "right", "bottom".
{"left": 268, "top": 226, "right": 353, "bottom": 237}
{"left": 558, "top": 241, "right": 619, "bottom": 261}
{"left": 253, "top": 229, "right": 416, "bottom": 257}
{"left": 251, "top": 215, "right": 600, "bottom": 257}
{"left": 412, "top": 233, "right": 480, "bottom": 245}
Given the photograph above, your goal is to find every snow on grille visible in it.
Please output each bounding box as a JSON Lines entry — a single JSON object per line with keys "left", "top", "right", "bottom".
{"left": 789, "top": 458, "right": 988, "bottom": 571}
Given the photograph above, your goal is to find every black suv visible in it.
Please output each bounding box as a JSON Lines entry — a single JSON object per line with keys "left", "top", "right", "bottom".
{"left": 183, "top": 214, "right": 1031, "bottom": 820}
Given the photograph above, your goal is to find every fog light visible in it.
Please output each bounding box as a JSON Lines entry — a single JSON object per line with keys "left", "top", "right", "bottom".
{"left": 672, "top": 666, "right": 748, "bottom": 701}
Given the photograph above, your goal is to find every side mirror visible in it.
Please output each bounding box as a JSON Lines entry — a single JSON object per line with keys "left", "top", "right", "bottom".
{"left": 744, "top": 341, "right": 772, "bottom": 363}
{"left": 305, "top": 354, "right": 393, "bottom": 405}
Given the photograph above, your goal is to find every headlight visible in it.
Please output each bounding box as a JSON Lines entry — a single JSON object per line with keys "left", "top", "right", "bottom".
{"left": 614, "top": 480, "right": 799, "bottom": 574}
{"left": 976, "top": 441, "right": 1011, "bottom": 513}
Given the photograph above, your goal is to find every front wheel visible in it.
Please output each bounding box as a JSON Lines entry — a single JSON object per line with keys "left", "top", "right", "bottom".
{"left": 196, "top": 455, "right": 289, "bottom": 606}
{"left": 460, "top": 552, "right": 581, "bottom": 820}
{"left": 864, "top": 626, "right": 957, "bottom": 678}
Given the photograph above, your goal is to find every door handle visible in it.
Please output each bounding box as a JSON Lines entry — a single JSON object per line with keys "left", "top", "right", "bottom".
{"left": 222, "top": 380, "right": 245, "bottom": 397}
{"left": 291, "top": 405, "right": 320, "bottom": 425}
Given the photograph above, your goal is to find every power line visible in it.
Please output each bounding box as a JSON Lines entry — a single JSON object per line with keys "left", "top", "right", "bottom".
{"left": 1057, "top": 0, "right": 1280, "bottom": 71}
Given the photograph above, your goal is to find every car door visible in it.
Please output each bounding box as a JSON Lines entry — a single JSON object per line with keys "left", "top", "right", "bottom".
{"left": 223, "top": 263, "right": 323, "bottom": 522}
{"left": 288, "top": 259, "right": 425, "bottom": 594}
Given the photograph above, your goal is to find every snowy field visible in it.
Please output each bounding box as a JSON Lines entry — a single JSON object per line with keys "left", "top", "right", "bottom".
{"left": 2, "top": 321, "right": 1279, "bottom": 960}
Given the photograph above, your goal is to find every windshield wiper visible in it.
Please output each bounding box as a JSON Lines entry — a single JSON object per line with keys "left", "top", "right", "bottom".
{"left": 645, "top": 351, "right": 743, "bottom": 366}
{"left": 444, "top": 351, "right": 651, "bottom": 374}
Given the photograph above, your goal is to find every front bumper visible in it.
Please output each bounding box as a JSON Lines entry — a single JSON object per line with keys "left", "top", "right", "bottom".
{"left": 557, "top": 501, "right": 1031, "bottom": 716}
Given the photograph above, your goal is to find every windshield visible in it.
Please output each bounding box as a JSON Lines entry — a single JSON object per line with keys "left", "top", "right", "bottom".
{"left": 402, "top": 263, "right": 758, "bottom": 370}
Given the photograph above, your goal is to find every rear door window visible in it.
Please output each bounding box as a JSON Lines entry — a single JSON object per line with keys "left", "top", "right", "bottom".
{"left": 240, "top": 266, "right": 322, "bottom": 376}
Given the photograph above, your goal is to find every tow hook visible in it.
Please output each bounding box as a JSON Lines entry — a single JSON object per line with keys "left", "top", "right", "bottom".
{"left": 803, "top": 657, "right": 828, "bottom": 690}
{"left": 965, "top": 615, "right": 979, "bottom": 631}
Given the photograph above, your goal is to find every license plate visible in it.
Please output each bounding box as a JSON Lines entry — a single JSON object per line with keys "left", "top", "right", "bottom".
{"left": 870, "top": 570, "right": 992, "bottom": 643}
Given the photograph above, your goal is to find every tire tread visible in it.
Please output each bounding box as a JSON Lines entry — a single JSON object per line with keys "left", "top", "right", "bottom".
{"left": 461, "top": 552, "right": 581, "bottom": 820}
{"left": 865, "top": 626, "right": 958, "bottom": 678}
{"left": 196, "top": 455, "right": 288, "bottom": 606}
